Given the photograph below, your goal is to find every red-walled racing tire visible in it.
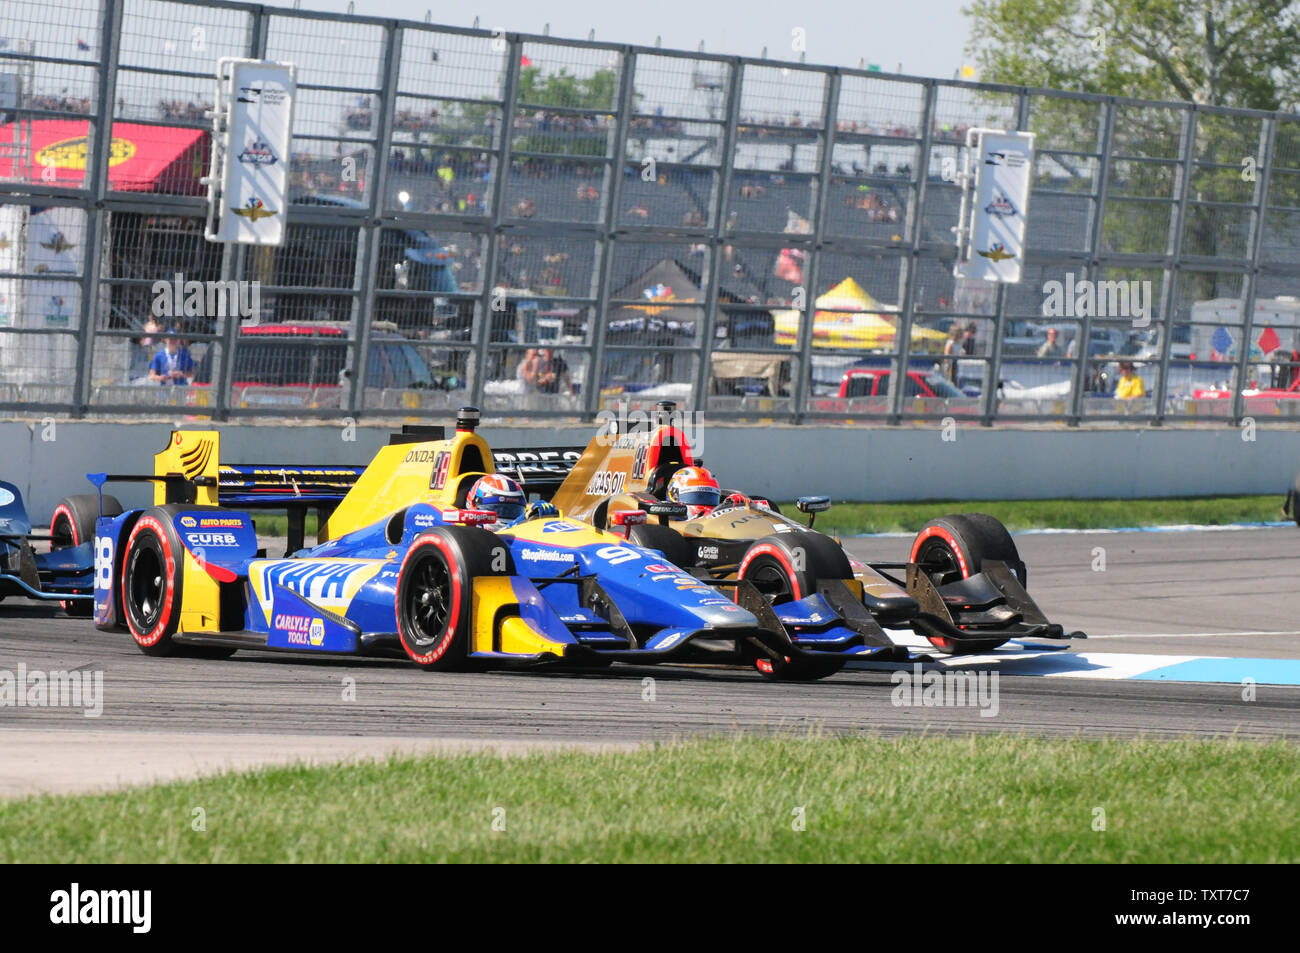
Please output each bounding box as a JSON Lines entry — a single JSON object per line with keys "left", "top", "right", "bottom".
{"left": 909, "top": 513, "right": 1023, "bottom": 655}
{"left": 396, "top": 526, "right": 513, "bottom": 671}
{"left": 50, "top": 493, "right": 121, "bottom": 617}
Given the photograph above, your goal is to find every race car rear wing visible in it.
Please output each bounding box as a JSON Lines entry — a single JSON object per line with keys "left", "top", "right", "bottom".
{"left": 216, "top": 464, "right": 367, "bottom": 506}
{"left": 87, "top": 431, "right": 371, "bottom": 554}
{"left": 492, "top": 447, "right": 584, "bottom": 500}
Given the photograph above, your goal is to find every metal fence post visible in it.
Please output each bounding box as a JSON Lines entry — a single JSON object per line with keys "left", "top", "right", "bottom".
{"left": 1230, "top": 116, "right": 1278, "bottom": 426}
{"left": 347, "top": 21, "right": 403, "bottom": 420}
{"left": 788, "top": 69, "right": 840, "bottom": 424}
{"left": 1151, "top": 105, "right": 1199, "bottom": 425}
{"left": 469, "top": 35, "right": 521, "bottom": 409}
{"left": 889, "top": 80, "right": 937, "bottom": 423}
{"left": 213, "top": 5, "right": 268, "bottom": 422}
{"left": 1069, "top": 98, "right": 1117, "bottom": 424}
{"left": 71, "top": 0, "right": 124, "bottom": 416}
{"left": 981, "top": 284, "right": 1008, "bottom": 424}
{"left": 585, "top": 47, "right": 636, "bottom": 419}
{"left": 692, "top": 58, "right": 743, "bottom": 420}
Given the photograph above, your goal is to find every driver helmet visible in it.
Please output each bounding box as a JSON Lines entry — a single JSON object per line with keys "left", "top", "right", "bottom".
{"left": 466, "top": 474, "right": 526, "bottom": 523}
{"left": 666, "top": 466, "right": 721, "bottom": 519}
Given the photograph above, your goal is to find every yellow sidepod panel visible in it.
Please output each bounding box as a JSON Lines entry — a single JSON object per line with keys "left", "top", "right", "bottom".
{"left": 178, "top": 548, "right": 223, "bottom": 633}
{"left": 471, "top": 576, "right": 568, "bottom": 657}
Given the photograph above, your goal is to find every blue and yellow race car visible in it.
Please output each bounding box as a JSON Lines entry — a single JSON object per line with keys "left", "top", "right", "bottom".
{"left": 90, "top": 409, "right": 897, "bottom": 677}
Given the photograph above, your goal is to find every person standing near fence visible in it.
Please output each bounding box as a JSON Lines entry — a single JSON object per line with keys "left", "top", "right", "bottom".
{"left": 147, "top": 329, "right": 195, "bottom": 386}
{"left": 943, "top": 323, "right": 962, "bottom": 382}
{"left": 129, "top": 317, "right": 161, "bottom": 382}
{"left": 1114, "top": 361, "right": 1145, "bottom": 399}
{"left": 534, "top": 348, "right": 573, "bottom": 397}
{"left": 517, "top": 348, "right": 540, "bottom": 393}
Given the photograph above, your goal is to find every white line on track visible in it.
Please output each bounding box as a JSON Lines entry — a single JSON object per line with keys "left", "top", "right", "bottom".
{"left": 1082, "top": 630, "right": 1300, "bottom": 639}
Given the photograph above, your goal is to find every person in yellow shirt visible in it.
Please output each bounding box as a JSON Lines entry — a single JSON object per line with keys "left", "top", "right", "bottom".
{"left": 1114, "top": 361, "right": 1146, "bottom": 399}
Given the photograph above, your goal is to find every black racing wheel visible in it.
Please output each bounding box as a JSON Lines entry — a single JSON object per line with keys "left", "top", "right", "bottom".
{"left": 50, "top": 493, "right": 122, "bottom": 617}
{"left": 626, "top": 522, "right": 694, "bottom": 569}
{"left": 909, "top": 513, "right": 1024, "bottom": 654}
{"left": 121, "top": 506, "right": 237, "bottom": 659}
{"left": 396, "top": 526, "right": 514, "bottom": 670}
{"left": 736, "top": 530, "right": 853, "bottom": 605}
{"left": 121, "top": 510, "right": 184, "bottom": 655}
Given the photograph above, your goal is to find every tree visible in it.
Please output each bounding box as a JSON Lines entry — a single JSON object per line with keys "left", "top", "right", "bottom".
{"left": 456, "top": 66, "right": 631, "bottom": 161}
{"left": 963, "top": 0, "right": 1300, "bottom": 110}
{"left": 964, "top": 0, "right": 1300, "bottom": 301}
{"left": 517, "top": 66, "right": 620, "bottom": 112}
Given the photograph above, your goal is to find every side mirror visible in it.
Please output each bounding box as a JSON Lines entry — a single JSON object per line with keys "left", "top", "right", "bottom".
{"left": 455, "top": 509, "right": 498, "bottom": 527}
{"left": 795, "top": 495, "right": 831, "bottom": 529}
{"left": 609, "top": 509, "right": 648, "bottom": 539}
{"left": 645, "top": 500, "right": 687, "bottom": 525}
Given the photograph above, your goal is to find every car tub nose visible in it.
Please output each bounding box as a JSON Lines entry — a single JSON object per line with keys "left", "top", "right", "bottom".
{"left": 862, "top": 588, "right": 919, "bottom": 622}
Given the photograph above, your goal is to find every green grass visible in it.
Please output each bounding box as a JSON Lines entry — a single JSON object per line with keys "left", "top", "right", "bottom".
{"left": 790, "top": 495, "right": 1288, "bottom": 536}
{"left": 2, "top": 735, "right": 1295, "bottom": 862}
{"left": 251, "top": 512, "right": 320, "bottom": 538}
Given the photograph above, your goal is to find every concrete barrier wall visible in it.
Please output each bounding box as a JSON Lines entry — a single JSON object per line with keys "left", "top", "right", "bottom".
{"left": 6, "top": 419, "right": 1299, "bottom": 520}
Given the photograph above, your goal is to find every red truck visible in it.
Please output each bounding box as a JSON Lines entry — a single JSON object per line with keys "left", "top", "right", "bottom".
{"left": 811, "top": 367, "right": 972, "bottom": 413}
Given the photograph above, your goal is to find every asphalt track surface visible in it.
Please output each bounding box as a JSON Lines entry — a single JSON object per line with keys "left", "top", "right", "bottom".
{"left": 1, "top": 528, "right": 1298, "bottom": 794}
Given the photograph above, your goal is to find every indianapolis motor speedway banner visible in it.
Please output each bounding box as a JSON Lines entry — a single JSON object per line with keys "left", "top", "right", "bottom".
{"left": 207, "top": 59, "right": 295, "bottom": 246}
{"left": 956, "top": 129, "right": 1035, "bottom": 284}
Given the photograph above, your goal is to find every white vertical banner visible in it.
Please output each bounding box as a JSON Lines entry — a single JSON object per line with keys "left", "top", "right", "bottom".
{"left": 0, "top": 202, "right": 21, "bottom": 329}
{"left": 207, "top": 58, "right": 295, "bottom": 245}
{"left": 954, "top": 129, "right": 1035, "bottom": 283}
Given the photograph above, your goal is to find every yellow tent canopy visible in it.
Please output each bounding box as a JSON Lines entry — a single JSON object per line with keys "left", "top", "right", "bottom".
{"left": 772, "top": 277, "right": 946, "bottom": 352}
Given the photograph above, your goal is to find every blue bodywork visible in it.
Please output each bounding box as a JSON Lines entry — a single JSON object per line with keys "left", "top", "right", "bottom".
{"left": 0, "top": 480, "right": 94, "bottom": 605}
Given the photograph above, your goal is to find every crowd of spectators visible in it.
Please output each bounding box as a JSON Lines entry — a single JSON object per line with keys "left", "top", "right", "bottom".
{"left": 628, "top": 115, "right": 685, "bottom": 136}
{"left": 342, "top": 104, "right": 970, "bottom": 147}
{"left": 157, "top": 99, "right": 209, "bottom": 122}
{"left": 835, "top": 120, "right": 972, "bottom": 143}
{"left": 843, "top": 187, "right": 901, "bottom": 222}
{"left": 345, "top": 106, "right": 663, "bottom": 139}
{"left": 15, "top": 89, "right": 941, "bottom": 310}
{"left": 18, "top": 86, "right": 973, "bottom": 155}
{"left": 24, "top": 93, "right": 92, "bottom": 114}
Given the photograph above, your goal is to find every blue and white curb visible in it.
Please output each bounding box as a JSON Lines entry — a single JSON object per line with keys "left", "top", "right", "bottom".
{"left": 846, "top": 521, "right": 1291, "bottom": 540}
{"left": 847, "top": 632, "right": 1300, "bottom": 685}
